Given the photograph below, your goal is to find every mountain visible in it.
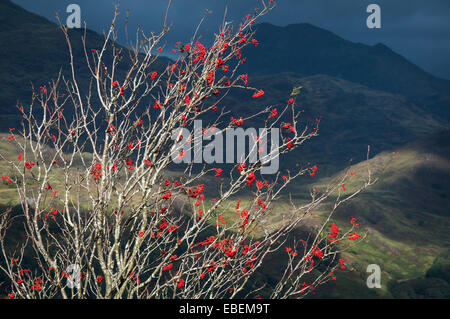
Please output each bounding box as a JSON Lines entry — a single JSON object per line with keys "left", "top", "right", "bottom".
{"left": 242, "top": 23, "right": 450, "bottom": 121}
{"left": 0, "top": 0, "right": 170, "bottom": 130}
{"left": 220, "top": 72, "right": 444, "bottom": 173}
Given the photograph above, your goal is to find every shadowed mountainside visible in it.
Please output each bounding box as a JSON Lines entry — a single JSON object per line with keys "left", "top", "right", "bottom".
{"left": 221, "top": 72, "right": 445, "bottom": 174}
{"left": 0, "top": 0, "right": 170, "bottom": 130}
{"left": 242, "top": 22, "right": 450, "bottom": 121}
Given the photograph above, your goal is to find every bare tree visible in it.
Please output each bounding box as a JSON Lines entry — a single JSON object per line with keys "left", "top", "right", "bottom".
{"left": 0, "top": 1, "right": 374, "bottom": 299}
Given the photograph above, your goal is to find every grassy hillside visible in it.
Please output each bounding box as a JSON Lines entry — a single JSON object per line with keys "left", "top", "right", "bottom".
{"left": 1, "top": 131, "right": 449, "bottom": 298}
{"left": 302, "top": 130, "right": 450, "bottom": 298}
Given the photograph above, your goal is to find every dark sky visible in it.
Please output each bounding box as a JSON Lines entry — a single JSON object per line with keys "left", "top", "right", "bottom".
{"left": 11, "top": 0, "right": 450, "bottom": 80}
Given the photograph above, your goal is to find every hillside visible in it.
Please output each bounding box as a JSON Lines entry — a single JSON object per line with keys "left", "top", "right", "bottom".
{"left": 307, "top": 130, "right": 450, "bottom": 298}
{"left": 0, "top": 0, "right": 447, "bottom": 162}
{"left": 0, "top": 0, "right": 170, "bottom": 130}
{"left": 1, "top": 129, "right": 449, "bottom": 298}
{"left": 242, "top": 23, "right": 450, "bottom": 121}
{"left": 221, "top": 72, "right": 445, "bottom": 174}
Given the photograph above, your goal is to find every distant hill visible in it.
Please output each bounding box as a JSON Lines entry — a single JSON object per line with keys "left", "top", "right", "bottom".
{"left": 220, "top": 72, "right": 444, "bottom": 173}
{"left": 242, "top": 23, "right": 450, "bottom": 121}
{"left": 0, "top": 0, "right": 170, "bottom": 130}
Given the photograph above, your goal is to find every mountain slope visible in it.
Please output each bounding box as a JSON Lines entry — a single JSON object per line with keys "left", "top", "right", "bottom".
{"left": 240, "top": 130, "right": 450, "bottom": 299}
{"left": 0, "top": 0, "right": 170, "bottom": 130}
{"left": 242, "top": 23, "right": 450, "bottom": 120}
{"left": 220, "top": 72, "right": 444, "bottom": 173}
{"left": 309, "top": 130, "right": 450, "bottom": 298}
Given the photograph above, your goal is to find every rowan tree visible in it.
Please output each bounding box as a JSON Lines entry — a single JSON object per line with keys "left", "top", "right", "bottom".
{"left": 0, "top": 1, "right": 374, "bottom": 299}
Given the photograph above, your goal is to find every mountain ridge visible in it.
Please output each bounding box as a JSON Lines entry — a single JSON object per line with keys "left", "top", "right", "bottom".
{"left": 0, "top": 0, "right": 170, "bottom": 130}
{"left": 242, "top": 22, "right": 450, "bottom": 120}
{"left": 220, "top": 71, "right": 444, "bottom": 173}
